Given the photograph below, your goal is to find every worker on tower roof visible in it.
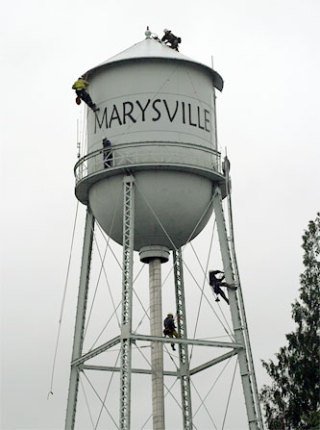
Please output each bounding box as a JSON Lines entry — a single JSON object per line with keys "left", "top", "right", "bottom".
{"left": 72, "top": 76, "right": 99, "bottom": 112}
{"left": 161, "top": 29, "right": 181, "bottom": 51}
{"left": 209, "top": 270, "right": 230, "bottom": 305}
{"left": 163, "top": 313, "right": 179, "bottom": 351}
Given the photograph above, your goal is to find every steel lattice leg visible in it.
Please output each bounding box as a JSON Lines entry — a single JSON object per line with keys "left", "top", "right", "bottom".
{"left": 119, "top": 175, "right": 135, "bottom": 430}
{"left": 173, "top": 249, "right": 193, "bottom": 430}
{"left": 65, "top": 209, "right": 95, "bottom": 430}
{"left": 212, "top": 186, "right": 261, "bottom": 430}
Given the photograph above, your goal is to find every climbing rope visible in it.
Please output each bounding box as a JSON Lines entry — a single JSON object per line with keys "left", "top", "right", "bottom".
{"left": 47, "top": 201, "right": 79, "bottom": 399}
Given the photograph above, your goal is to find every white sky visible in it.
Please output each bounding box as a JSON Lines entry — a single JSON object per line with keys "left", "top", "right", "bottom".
{"left": 2, "top": 0, "right": 320, "bottom": 429}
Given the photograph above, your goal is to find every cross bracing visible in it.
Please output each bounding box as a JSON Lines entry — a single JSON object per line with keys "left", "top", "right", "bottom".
{"left": 64, "top": 174, "right": 263, "bottom": 429}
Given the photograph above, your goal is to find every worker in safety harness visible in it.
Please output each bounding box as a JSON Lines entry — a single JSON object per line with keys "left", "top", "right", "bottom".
{"left": 163, "top": 313, "right": 179, "bottom": 351}
{"left": 209, "top": 270, "right": 230, "bottom": 305}
{"left": 161, "top": 29, "right": 181, "bottom": 51}
{"left": 72, "top": 76, "right": 99, "bottom": 112}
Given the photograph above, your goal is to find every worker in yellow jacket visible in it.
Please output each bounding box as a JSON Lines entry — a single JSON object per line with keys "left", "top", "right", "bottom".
{"left": 72, "top": 77, "right": 99, "bottom": 112}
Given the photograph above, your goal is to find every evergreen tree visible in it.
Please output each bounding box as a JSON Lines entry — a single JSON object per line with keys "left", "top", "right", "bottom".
{"left": 260, "top": 213, "right": 320, "bottom": 430}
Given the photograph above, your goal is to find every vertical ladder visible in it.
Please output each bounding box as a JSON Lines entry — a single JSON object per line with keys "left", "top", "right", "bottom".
{"left": 119, "top": 175, "right": 135, "bottom": 430}
{"left": 173, "top": 248, "right": 193, "bottom": 430}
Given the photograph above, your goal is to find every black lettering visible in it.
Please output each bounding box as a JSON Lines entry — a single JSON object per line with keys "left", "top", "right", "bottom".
{"left": 136, "top": 99, "right": 151, "bottom": 121}
{"left": 109, "top": 105, "right": 122, "bottom": 128}
{"left": 197, "top": 106, "right": 205, "bottom": 130}
{"left": 123, "top": 101, "right": 136, "bottom": 124}
{"left": 163, "top": 100, "right": 179, "bottom": 122}
{"left": 152, "top": 99, "right": 161, "bottom": 121}
{"left": 188, "top": 103, "right": 197, "bottom": 127}
{"left": 94, "top": 100, "right": 210, "bottom": 132}
{"left": 204, "top": 109, "right": 210, "bottom": 132}
{"left": 94, "top": 107, "right": 108, "bottom": 133}
{"left": 181, "top": 101, "right": 186, "bottom": 124}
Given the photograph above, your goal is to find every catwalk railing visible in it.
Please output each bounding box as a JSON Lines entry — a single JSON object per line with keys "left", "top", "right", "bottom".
{"left": 74, "top": 141, "right": 222, "bottom": 184}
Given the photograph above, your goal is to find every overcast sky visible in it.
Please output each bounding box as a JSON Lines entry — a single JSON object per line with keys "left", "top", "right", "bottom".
{"left": 2, "top": 0, "right": 320, "bottom": 429}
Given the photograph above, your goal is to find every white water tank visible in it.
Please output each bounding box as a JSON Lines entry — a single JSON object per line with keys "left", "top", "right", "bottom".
{"left": 75, "top": 35, "right": 225, "bottom": 251}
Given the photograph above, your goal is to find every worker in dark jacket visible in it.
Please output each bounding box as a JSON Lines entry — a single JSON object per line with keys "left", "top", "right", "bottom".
{"left": 209, "top": 270, "right": 229, "bottom": 304}
{"left": 72, "top": 76, "right": 99, "bottom": 112}
{"left": 102, "top": 138, "right": 113, "bottom": 168}
{"left": 161, "top": 29, "right": 181, "bottom": 51}
{"left": 163, "top": 313, "right": 179, "bottom": 350}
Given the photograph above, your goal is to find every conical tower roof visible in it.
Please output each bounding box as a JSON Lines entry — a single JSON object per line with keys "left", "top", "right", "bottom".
{"left": 85, "top": 35, "right": 223, "bottom": 91}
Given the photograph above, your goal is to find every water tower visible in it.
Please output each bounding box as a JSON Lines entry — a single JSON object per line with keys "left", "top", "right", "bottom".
{"left": 65, "top": 30, "right": 263, "bottom": 429}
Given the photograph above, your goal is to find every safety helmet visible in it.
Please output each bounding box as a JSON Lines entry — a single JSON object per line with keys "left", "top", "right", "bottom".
{"left": 164, "top": 28, "right": 169, "bottom": 33}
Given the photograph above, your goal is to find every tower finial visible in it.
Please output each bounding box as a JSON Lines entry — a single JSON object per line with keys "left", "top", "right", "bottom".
{"left": 145, "top": 26, "right": 151, "bottom": 39}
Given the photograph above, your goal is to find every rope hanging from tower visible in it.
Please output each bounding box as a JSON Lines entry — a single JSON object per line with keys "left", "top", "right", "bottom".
{"left": 47, "top": 201, "right": 80, "bottom": 399}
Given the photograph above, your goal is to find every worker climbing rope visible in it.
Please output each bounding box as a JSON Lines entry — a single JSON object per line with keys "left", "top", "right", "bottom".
{"left": 208, "top": 270, "right": 230, "bottom": 305}
{"left": 163, "top": 313, "right": 180, "bottom": 351}
{"left": 72, "top": 76, "right": 99, "bottom": 112}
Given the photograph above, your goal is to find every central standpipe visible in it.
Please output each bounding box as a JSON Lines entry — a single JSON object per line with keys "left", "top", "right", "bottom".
{"left": 140, "top": 246, "right": 170, "bottom": 430}
{"left": 149, "top": 258, "right": 165, "bottom": 430}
